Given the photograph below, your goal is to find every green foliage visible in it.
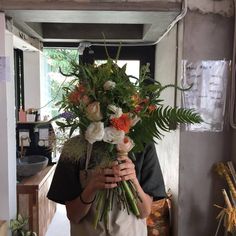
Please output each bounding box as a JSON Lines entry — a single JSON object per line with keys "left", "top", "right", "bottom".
{"left": 51, "top": 56, "right": 202, "bottom": 153}
{"left": 44, "top": 48, "right": 78, "bottom": 73}
{"left": 43, "top": 48, "right": 78, "bottom": 116}
{"left": 10, "top": 214, "right": 37, "bottom": 236}
{"left": 130, "top": 106, "right": 202, "bottom": 152}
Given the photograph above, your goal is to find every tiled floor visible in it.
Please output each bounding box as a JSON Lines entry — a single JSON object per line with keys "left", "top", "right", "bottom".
{"left": 46, "top": 204, "right": 70, "bottom": 236}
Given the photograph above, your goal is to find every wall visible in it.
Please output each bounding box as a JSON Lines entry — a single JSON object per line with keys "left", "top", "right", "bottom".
{"left": 179, "top": 11, "right": 234, "bottom": 236}
{"left": 24, "top": 51, "right": 50, "bottom": 119}
{"left": 155, "top": 24, "right": 181, "bottom": 235}
{"left": 157, "top": 0, "right": 234, "bottom": 17}
{"left": 155, "top": 7, "right": 234, "bottom": 236}
{"left": 0, "top": 12, "right": 17, "bottom": 233}
{"left": 24, "top": 51, "right": 41, "bottom": 111}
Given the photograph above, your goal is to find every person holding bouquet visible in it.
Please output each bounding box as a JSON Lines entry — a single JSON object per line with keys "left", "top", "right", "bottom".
{"left": 47, "top": 135, "right": 166, "bottom": 236}
{"left": 47, "top": 57, "right": 201, "bottom": 236}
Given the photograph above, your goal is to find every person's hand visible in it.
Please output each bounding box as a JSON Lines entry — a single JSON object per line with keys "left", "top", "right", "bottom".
{"left": 86, "top": 165, "right": 121, "bottom": 193}
{"left": 113, "top": 155, "right": 137, "bottom": 182}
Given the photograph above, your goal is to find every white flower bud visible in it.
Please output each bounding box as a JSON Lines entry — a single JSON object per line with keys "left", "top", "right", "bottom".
{"left": 108, "top": 105, "right": 123, "bottom": 118}
{"left": 103, "top": 81, "right": 116, "bottom": 90}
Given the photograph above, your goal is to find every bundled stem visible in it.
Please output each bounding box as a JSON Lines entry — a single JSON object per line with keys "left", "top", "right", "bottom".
{"left": 93, "top": 180, "right": 140, "bottom": 230}
{"left": 121, "top": 180, "right": 140, "bottom": 216}
{"left": 215, "top": 162, "right": 236, "bottom": 235}
{"left": 215, "top": 162, "right": 236, "bottom": 200}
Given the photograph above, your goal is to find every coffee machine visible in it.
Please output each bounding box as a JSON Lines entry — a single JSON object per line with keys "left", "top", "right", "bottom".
{"left": 16, "top": 121, "right": 59, "bottom": 164}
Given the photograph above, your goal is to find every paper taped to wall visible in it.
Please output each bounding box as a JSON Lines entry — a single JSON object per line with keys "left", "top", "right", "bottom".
{"left": 182, "top": 60, "right": 229, "bottom": 132}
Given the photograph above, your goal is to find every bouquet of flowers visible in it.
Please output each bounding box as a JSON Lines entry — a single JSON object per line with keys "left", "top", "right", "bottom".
{"left": 53, "top": 56, "right": 202, "bottom": 228}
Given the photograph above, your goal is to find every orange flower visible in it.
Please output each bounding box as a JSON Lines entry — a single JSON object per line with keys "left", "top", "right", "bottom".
{"left": 134, "top": 105, "right": 143, "bottom": 113}
{"left": 141, "top": 98, "right": 149, "bottom": 104}
{"left": 77, "top": 84, "right": 86, "bottom": 93}
{"left": 111, "top": 114, "right": 132, "bottom": 133}
{"left": 148, "top": 104, "right": 157, "bottom": 112}
{"left": 68, "top": 84, "right": 87, "bottom": 105}
{"left": 68, "top": 91, "right": 81, "bottom": 104}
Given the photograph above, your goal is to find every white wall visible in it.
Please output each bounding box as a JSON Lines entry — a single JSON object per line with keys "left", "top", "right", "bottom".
{"left": 0, "top": 12, "right": 17, "bottom": 229}
{"left": 24, "top": 51, "right": 41, "bottom": 111}
{"left": 24, "top": 51, "right": 50, "bottom": 119}
{"left": 155, "top": 24, "right": 181, "bottom": 235}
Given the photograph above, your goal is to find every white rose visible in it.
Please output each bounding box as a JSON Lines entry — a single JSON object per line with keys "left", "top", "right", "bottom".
{"left": 103, "top": 127, "right": 125, "bottom": 144}
{"left": 103, "top": 81, "right": 116, "bottom": 90}
{"left": 86, "top": 101, "right": 103, "bottom": 121}
{"left": 85, "top": 122, "right": 105, "bottom": 144}
{"left": 108, "top": 105, "right": 123, "bottom": 118}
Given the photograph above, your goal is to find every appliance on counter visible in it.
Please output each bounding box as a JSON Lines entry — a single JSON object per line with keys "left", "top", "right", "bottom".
{"left": 16, "top": 121, "right": 59, "bottom": 164}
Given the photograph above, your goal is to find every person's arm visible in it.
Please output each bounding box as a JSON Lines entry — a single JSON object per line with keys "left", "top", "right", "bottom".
{"left": 65, "top": 168, "right": 121, "bottom": 223}
{"left": 113, "top": 156, "right": 153, "bottom": 219}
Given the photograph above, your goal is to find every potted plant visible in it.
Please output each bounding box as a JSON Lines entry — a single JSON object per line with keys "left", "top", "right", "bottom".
{"left": 10, "top": 214, "right": 37, "bottom": 236}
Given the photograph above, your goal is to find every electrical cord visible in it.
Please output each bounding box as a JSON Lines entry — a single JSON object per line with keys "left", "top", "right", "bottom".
{"left": 79, "top": 0, "right": 188, "bottom": 49}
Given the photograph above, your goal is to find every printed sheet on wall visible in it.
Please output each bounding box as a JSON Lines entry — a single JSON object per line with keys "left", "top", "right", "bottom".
{"left": 182, "top": 60, "right": 229, "bottom": 132}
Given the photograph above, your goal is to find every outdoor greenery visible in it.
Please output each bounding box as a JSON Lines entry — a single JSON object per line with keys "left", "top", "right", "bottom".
{"left": 44, "top": 48, "right": 78, "bottom": 74}
{"left": 43, "top": 48, "right": 78, "bottom": 117}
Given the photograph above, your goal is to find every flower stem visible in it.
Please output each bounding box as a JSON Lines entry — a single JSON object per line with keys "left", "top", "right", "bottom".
{"left": 94, "top": 191, "right": 105, "bottom": 229}
{"left": 121, "top": 180, "right": 140, "bottom": 217}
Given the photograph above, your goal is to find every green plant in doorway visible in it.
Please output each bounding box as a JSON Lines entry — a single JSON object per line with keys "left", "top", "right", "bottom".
{"left": 10, "top": 214, "right": 37, "bottom": 236}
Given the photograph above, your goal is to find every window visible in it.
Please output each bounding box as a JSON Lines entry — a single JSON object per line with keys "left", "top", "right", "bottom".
{"left": 43, "top": 45, "right": 155, "bottom": 118}
{"left": 43, "top": 48, "right": 78, "bottom": 117}
{"left": 14, "top": 49, "right": 25, "bottom": 119}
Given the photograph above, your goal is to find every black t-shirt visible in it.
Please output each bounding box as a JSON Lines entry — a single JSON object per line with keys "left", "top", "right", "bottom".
{"left": 47, "top": 141, "right": 166, "bottom": 204}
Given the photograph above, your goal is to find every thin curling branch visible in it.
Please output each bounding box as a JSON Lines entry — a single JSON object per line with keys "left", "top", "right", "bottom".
{"left": 59, "top": 67, "right": 78, "bottom": 77}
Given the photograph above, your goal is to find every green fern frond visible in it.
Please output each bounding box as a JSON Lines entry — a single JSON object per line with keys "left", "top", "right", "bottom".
{"left": 130, "top": 106, "right": 202, "bottom": 152}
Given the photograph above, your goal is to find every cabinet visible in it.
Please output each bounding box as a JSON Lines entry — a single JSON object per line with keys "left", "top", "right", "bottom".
{"left": 17, "top": 165, "right": 56, "bottom": 236}
{"left": 0, "top": 220, "right": 7, "bottom": 236}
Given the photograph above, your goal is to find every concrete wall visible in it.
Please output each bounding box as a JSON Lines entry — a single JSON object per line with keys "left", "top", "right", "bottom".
{"left": 179, "top": 11, "right": 234, "bottom": 236}
{"left": 155, "top": 24, "right": 181, "bottom": 235}
{"left": 188, "top": 0, "right": 234, "bottom": 17}
{"left": 155, "top": 8, "right": 234, "bottom": 236}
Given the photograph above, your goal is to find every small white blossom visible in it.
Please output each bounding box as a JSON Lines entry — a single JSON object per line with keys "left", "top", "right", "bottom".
{"left": 85, "top": 122, "right": 104, "bottom": 144}
{"left": 108, "top": 105, "right": 123, "bottom": 118}
{"left": 103, "top": 81, "right": 116, "bottom": 90}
